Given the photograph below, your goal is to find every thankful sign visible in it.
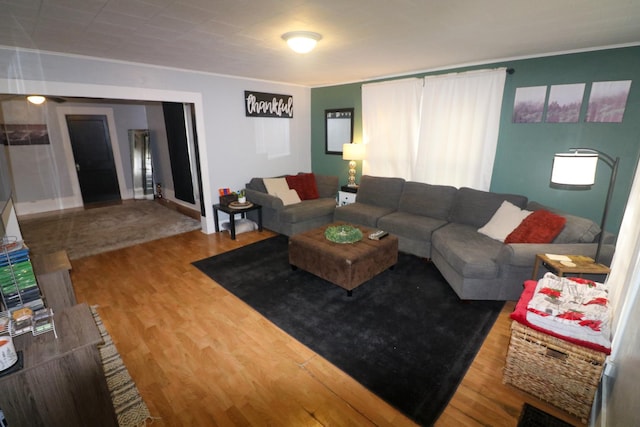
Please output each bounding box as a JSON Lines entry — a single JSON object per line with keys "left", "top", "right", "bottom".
{"left": 245, "top": 91, "right": 293, "bottom": 118}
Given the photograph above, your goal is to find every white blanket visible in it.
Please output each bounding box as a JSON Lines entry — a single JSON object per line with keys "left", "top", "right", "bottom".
{"left": 526, "top": 273, "right": 611, "bottom": 350}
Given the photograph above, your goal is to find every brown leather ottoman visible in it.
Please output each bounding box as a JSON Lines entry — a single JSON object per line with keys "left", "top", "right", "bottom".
{"left": 288, "top": 223, "right": 398, "bottom": 295}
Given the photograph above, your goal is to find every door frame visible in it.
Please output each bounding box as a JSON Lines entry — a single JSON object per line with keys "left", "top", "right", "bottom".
{"left": 57, "top": 107, "right": 129, "bottom": 207}
{"left": 1, "top": 78, "right": 214, "bottom": 234}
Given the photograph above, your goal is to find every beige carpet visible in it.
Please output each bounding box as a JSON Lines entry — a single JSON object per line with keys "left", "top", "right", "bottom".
{"left": 19, "top": 200, "right": 202, "bottom": 260}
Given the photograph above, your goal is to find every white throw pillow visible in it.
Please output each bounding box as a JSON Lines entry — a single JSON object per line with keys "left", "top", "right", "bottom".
{"left": 263, "top": 177, "right": 290, "bottom": 195}
{"left": 478, "top": 200, "right": 532, "bottom": 242}
{"left": 278, "top": 189, "right": 302, "bottom": 206}
{"left": 263, "top": 178, "right": 301, "bottom": 206}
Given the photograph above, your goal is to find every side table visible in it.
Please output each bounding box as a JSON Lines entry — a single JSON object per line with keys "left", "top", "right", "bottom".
{"left": 338, "top": 185, "right": 358, "bottom": 206}
{"left": 213, "top": 203, "right": 263, "bottom": 240}
{"left": 531, "top": 253, "right": 611, "bottom": 280}
{"left": 340, "top": 185, "right": 358, "bottom": 193}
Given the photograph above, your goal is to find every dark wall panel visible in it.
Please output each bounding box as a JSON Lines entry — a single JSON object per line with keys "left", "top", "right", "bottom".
{"left": 162, "top": 102, "right": 195, "bottom": 204}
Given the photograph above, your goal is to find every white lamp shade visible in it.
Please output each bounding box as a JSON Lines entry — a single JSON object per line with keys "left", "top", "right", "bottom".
{"left": 551, "top": 153, "right": 598, "bottom": 185}
{"left": 342, "top": 143, "right": 365, "bottom": 161}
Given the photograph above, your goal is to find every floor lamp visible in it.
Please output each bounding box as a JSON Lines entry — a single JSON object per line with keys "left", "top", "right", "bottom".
{"left": 551, "top": 148, "right": 619, "bottom": 264}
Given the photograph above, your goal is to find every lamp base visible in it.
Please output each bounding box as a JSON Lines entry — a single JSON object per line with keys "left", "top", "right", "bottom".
{"left": 347, "top": 160, "right": 357, "bottom": 187}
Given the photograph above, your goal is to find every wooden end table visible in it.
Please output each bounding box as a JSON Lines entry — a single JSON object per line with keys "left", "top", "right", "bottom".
{"left": 531, "top": 253, "right": 611, "bottom": 280}
{"left": 213, "top": 203, "right": 262, "bottom": 240}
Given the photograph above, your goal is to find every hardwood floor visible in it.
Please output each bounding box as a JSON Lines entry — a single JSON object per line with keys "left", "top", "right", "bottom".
{"left": 69, "top": 229, "right": 585, "bottom": 426}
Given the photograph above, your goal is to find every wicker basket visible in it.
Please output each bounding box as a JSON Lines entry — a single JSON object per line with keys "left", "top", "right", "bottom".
{"left": 503, "top": 321, "right": 606, "bottom": 422}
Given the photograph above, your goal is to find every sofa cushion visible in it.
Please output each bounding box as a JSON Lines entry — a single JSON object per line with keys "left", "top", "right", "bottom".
{"left": 315, "top": 174, "right": 339, "bottom": 199}
{"left": 246, "top": 177, "right": 268, "bottom": 194}
{"left": 527, "top": 202, "right": 601, "bottom": 243}
{"left": 280, "top": 198, "right": 337, "bottom": 223}
{"left": 378, "top": 211, "right": 448, "bottom": 242}
{"left": 478, "top": 201, "right": 532, "bottom": 242}
{"left": 286, "top": 173, "right": 319, "bottom": 200}
{"left": 505, "top": 209, "right": 566, "bottom": 243}
{"left": 449, "top": 187, "right": 528, "bottom": 228}
{"left": 398, "top": 181, "right": 457, "bottom": 220}
{"left": 334, "top": 203, "right": 396, "bottom": 228}
{"left": 432, "top": 223, "right": 504, "bottom": 279}
{"left": 356, "top": 175, "right": 406, "bottom": 209}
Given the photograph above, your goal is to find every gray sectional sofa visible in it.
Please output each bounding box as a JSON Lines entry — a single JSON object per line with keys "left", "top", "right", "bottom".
{"left": 335, "top": 175, "right": 615, "bottom": 301}
{"left": 245, "top": 173, "right": 615, "bottom": 301}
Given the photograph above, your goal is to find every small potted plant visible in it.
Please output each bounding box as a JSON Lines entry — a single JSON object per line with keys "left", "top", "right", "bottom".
{"left": 237, "top": 189, "right": 246, "bottom": 204}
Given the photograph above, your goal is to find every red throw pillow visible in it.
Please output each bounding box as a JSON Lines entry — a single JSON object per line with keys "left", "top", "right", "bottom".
{"left": 285, "top": 173, "right": 319, "bottom": 200}
{"left": 505, "top": 209, "right": 566, "bottom": 244}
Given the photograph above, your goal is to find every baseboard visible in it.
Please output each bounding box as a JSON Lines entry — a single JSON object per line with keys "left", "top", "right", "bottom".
{"left": 155, "top": 198, "right": 200, "bottom": 220}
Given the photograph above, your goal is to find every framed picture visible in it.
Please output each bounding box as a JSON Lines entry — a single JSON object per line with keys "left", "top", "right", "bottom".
{"left": 0, "top": 124, "right": 50, "bottom": 145}
{"left": 586, "top": 80, "right": 632, "bottom": 123}
{"left": 325, "top": 108, "right": 354, "bottom": 154}
{"left": 513, "top": 86, "right": 547, "bottom": 123}
{"left": 545, "top": 83, "right": 585, "bottom": 123}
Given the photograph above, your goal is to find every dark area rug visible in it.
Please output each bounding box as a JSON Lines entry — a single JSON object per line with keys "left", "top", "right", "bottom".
{"left": 518, "top": 403, "right": 574, "bottom": 427}
{"left": 193, "top": 235, "right": 504, "bottom": 426}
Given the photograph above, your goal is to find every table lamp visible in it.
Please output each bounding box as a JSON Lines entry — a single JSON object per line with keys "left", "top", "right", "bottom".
{"left": 551, "top": 148, "right": 619, "bottom": 263}
{"left": 342, "top": 143, "right": 365, "bottom": 187}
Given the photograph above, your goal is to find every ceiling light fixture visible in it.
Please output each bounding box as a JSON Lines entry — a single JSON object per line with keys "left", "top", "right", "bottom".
{"left": 27, "top": 95, "right": 46, "bottom": 105}
{"left": 282, "top": 31, "right": 322, "bottom": 54}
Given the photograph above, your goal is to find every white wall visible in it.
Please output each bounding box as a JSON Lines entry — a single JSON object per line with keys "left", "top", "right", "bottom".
{"left": 0, "top": 47, "right": 311, "bottom": 233}
{"left": 145, "top": 103, "right": 172, "bottom": 196}
{"left": 0, "top": 99, "right": 69, "bottom": 208}
{"left": 102, "top": 103, "right": 149, "bottom": 191}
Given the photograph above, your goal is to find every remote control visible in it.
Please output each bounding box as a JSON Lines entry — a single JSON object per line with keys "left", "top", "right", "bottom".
{"left": 368, "top": 230, "right": 388, "bottom": 240}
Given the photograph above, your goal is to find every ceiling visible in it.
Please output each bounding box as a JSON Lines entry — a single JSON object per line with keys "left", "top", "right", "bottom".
{"left": 1, "top": 0, "right": 640, "bottom": 87}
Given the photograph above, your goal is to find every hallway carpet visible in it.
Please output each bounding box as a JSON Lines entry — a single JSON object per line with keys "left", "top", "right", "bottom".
{"left": 19, "top": 200, "right": 201, "bottom": 259}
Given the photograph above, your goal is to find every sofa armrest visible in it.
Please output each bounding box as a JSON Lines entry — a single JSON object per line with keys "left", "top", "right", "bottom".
{"left": 602, "top": 230, "right": 616, "bottom": 245}
{"left": 245, "top": 188, "right": 284, "bottom": 210}
{"left": 497, "top": 242, "right": 603, "bottom": 268}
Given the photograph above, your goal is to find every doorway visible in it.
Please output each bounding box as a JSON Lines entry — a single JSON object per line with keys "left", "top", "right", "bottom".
{"left": 66, "top": 114, "right": 121, "bottom": 205}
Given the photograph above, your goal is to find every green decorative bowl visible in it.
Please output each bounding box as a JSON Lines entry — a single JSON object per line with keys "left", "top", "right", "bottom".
{"left": 324, "top": 225, "right": 363, "bottom": 244}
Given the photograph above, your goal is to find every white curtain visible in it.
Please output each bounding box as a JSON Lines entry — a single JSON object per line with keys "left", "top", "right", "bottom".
{"left": 361, "top": 78, "right": 423, "bottom": 178}
{"left": 607, "top": 167, "right": 640, "bottom": 334}
{"left": 361, "top": 68, "right": 506, "bottom": 188}
{"left": 414, "top": 68, "right": 506, "bottom": 189}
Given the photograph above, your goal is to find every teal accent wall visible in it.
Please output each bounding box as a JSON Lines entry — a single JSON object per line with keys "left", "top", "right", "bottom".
{"left": 311, "top": 46, "right": 640, "bottom": 235}
{"left": 311, "top": 83, "right": 363, "bottom": 186}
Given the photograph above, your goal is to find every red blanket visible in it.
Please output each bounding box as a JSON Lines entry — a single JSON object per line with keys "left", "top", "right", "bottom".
{"left": 510, "top": 280, "right": 611, "bottom": 354}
